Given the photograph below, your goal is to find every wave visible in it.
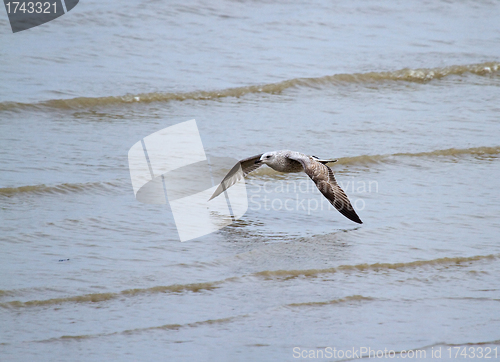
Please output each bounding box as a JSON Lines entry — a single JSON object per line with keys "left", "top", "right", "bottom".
{"left": 439, "top": 339, "right": 500, "bottom": 347}
{"left": 286, "top": 295, "right": 373, "bottom": 308}
{"left": 0, "top": 281, "right": 222, "bottom": 309}
{"left": 3, "top": 253, "right": 496, "bottom": 309}
{"left": 0, "top": 180, "right": 124, "bottom": 197}
{"left": 334, "top": 146, "right": 500, "bottom": 167}
{"left": 37, "top": 315, "right": 244, "bottom": 343}
{"left": 35, "top": 295, "right": 372, "bottom": 342}
{"left": 0, "top": 62, "right": 498, "bottom": 111}
{"left": 254, "top": 254, "right": 498, "bottom": 279}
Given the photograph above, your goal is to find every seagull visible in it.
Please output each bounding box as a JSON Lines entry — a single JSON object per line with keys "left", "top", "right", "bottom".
{"left": 209, "top": 150, "right": 363, "bottom": 224}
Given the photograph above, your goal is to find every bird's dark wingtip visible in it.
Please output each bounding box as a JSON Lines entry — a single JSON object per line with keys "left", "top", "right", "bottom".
{"left": 343, "top": 211, "right": 363, "bottom": 224}
{"left": 352, "top": 215, "right": 363, "bottom": 224}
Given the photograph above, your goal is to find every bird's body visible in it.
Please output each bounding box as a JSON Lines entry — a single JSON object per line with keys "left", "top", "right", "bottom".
{"left": 260, "top": 150, "right": 305, "bottom": 173}
{"left": 209, "top": 150, "right": 363, "bottom": 224}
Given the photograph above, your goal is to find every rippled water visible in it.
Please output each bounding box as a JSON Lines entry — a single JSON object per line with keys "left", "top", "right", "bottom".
{"left": 1, "top": 0, "right": 500, "bottom": 361}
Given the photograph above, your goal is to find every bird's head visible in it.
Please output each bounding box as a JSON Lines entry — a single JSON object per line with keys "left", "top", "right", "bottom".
{"left": 256, "top": 152, "right": 276, "bottom": 165}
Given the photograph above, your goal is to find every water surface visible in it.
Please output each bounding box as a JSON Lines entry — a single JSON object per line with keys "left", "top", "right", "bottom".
{"left": 1, "top": 0, "right": 500, "bottom": 360}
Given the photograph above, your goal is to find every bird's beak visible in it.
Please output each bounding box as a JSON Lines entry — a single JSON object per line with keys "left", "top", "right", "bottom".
{"left": 255, "top": 159, "right": 262, "bottom": 164}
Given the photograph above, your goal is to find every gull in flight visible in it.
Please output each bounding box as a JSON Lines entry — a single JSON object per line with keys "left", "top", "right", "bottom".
{"left": 209, "top": 150, "right": 363, "bottom": 224}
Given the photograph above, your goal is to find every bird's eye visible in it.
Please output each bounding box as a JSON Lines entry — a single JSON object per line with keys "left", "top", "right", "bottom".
{"left": 266, "top": 155, "right": 271, "bottom": 158}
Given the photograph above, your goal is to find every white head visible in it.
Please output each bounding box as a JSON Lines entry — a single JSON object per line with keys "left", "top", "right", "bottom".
{"left": 259, "top": 151, "right": 277, "bottom": 165}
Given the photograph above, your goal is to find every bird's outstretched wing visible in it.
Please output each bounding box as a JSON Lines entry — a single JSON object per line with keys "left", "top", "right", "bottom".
{"left": 290, "top": 156, "right": 363, "bottom": 224}
{"left": 208, "top": 154, "right": 263, "bottom": 201}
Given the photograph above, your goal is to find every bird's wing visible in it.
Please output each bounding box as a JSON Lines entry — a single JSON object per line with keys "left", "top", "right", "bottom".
{"left": 289, "top": 156, "right": 363, "bottom": 224}
{"left": 208, "top": 154, "right": 263, "bottom": 201}
{"left": 239, "top": 153, "right": 265, "bottom": 176}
